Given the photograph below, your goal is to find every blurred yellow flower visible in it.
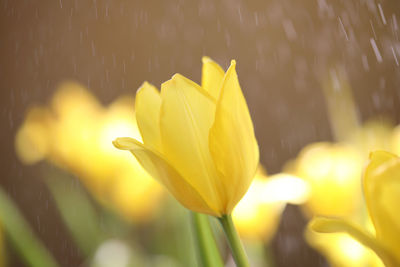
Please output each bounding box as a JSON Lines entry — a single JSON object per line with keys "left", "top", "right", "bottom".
{"left": 288, "top": 118, "right": 397, "bottom": 219}
{"left": 233, "top": 168, "right": 309, "bottom": 241}
{"left": 309, "top": 151, "right": 400, "bottom": 267}
{"left": 292, "top": 142, "right": 363, "bottom": 217}
{"left": 305, "top": 231, "right": 384, "bottom": 267}
{"left": 114, "top": 57, "right": 259, "bottom": 217}
{"left": 291, "top": 67, "right": 399, "bottom": 266}
{"left": 15, "top": 82, "right": 163, "bottom": 222}
{"left": 289, "top": 123, "right": 397, "bottom": 267}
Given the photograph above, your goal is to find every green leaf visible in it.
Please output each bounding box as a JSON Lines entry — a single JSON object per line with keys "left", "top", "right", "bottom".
{"left": 0, "top": 187, "right": 59, "bottom": 267}
{"left": 45, "top": 174, "right": 106, "bottom": 256}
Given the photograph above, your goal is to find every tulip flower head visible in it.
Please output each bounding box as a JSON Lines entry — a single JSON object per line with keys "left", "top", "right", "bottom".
{"left": 309, "top": 151, "right": 400, "bottom": 267}
{"left": 114, "top": 57, "right": 259, "bottom": 217}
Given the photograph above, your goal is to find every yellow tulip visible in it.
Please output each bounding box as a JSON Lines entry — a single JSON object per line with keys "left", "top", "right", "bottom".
{"left": 114, "top": 57, "right": 259, "bottom": 217}
{"left": 309, "top": 151, "right": 400, "bottom": 267}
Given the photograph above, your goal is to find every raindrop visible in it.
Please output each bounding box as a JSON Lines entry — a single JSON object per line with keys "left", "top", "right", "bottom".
{"left": 370, "top": 38, "right": 383, "bottom": 63}
{"left": 238, "top": 7, "right": 243, "bottom": 23}
{"left": 377, "top": 3, "right": 387, "bottom": 25}
{"left": 91, "top": 41, "right": 96, "bottom": 56}
{"left": 282, "top": 19, "right": 297, "bottom": 41}
{"left": 370, "top": 20, "right": 377, "bottom": 39}
{"left": 361, "top": 54, "right": 370, "bottom": 71}
{"left": 393, "top": 14, "right": 398, "bottom": 31}
{"left": 254, "top": 12, "right": 259, "bottom": 26}
{"left": 338, "top": 17, "right": 349, "bottom": 41}
{"left": 391, "top": 46, "right": 399, "bottom": 66}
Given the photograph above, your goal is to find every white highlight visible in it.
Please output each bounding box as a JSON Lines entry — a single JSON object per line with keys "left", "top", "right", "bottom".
{"left": 93, "top": 240, "right": 131, "bottom": 267}
{"left": 259, "top": 174, "right": 310, "bottom": 204}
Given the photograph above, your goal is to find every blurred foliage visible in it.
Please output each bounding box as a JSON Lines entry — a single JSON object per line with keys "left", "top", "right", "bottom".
{"left": 0, "top": 226, "right": 5, "bottom": 267}
{"left": 0, "top": 188, "right": 59, "bottom": 267}
{"left": 45, "top": 170, "right": 107, "bottom": 255}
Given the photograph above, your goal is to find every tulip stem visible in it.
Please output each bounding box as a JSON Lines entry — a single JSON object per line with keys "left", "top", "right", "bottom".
{"left": 218, "top": 214, "right": 250, "bottom": 267}
{"left": 191, "top": 212, "right": 224, "bottom": 267}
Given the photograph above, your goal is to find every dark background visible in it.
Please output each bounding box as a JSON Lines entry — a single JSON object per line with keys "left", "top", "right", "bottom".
{"left": 1, "top": 0, "right": 400, "bottom": 266}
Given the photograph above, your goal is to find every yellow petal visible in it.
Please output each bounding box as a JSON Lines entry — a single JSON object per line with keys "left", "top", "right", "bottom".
{"left": 364, "top": 151, "right": 400, "bottom": 258}
{"left": 309, "top": 217, "right": 399, "bottom": 267}
{"left": 113, "top": 137, "right": 218, "bottom": 216}
{"left": 159, "top": 74, "right": 222, "bottom": 214}
{"left": 305, "top": 228, "right": 385, "bottom": 267}
{"left": 209, "top": 60, "right": 259, "bottom": 214}
{"left": 135, "top": 82, "right": 162, "bottom": 150}
{"left": 201, "top": 56, "right": 225, "bottom": 99}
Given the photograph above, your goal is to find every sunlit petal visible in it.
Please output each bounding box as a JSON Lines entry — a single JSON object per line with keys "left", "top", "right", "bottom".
{"left": 309, "top": 217, "right": 399, "bottom": 267}
{"left": 209, "top": 60, "right": 259, "bottom": 213}
{"left": 201, "top": 56, "right": 225, "bottom": 99}
{"left": 305, "top": 230, "right": 385, "bottom": 267}
{"left": 113, "top": 137, "right": 219, "bottom": 216}
{"left": 159, "top": 74, "right": 222, "bottom": 213}
{"left": 364, "top": 151, "right": 400, "bottom": 259}
{"left": 135, "top": 82, "right": 162, "bottom": 150}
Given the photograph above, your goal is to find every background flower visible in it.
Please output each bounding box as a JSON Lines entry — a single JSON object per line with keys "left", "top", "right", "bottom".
{"left": 15, "top": 82, "right": 163, "bottom": 222}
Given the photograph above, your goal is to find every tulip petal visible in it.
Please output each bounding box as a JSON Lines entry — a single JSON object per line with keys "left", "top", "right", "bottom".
{"left": 364, "top": 151, "right": 400, "bottom": 258}
{"left": 113, "top": 137, "right": 218, "bottom": 216}
{"left": 159, "top": 74, "right": 223, "bottom": 214}
{"left": 135, "top": 82, "right": 162, "bottom": 150}
{"left": 201, "top": 57, "right": 225, "bottom": 99}
{"left": 309, "top": 217, "right": 399, "bottom": 267}
{"left": 209, "top": 60, "right": 259, "bottom": 214}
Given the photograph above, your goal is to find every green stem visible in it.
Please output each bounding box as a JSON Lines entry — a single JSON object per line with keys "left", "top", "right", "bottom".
{"left": 191, "top": 212, "right": 224, "bottom": 267}
{"left": 218, "top": 214, "right": 250, "bottom": 267}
